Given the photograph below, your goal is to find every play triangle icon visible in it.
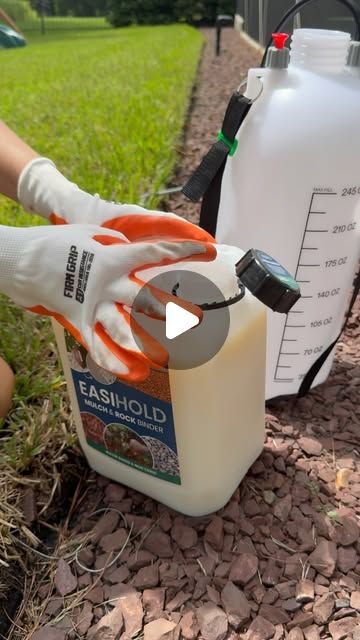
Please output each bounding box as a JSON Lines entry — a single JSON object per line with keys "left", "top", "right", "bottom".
{"left": 165, "top": 302, "right": 200, "bottom": 340}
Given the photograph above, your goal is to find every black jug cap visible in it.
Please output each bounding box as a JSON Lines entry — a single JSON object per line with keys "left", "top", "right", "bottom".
{"left": 236, "top": 249, "right": 301, "bottom": 313}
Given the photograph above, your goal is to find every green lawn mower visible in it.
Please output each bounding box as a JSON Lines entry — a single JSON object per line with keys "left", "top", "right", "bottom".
{"left": 0, "top": 23, "right": 26, "bottom": 48}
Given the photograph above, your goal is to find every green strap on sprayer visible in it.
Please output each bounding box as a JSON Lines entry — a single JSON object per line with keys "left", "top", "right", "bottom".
{"left": 182, "top": 91, "right": 252, "bottom": 236}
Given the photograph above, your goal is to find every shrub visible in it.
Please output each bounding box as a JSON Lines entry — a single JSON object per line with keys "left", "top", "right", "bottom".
{"left": 107, "top": 0, "right": 235, "bottom": 27}
{"left": 0, "top": 0, "right": 37, "bottom": 23}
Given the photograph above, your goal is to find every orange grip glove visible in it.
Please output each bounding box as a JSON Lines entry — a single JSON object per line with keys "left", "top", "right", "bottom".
{"left": 17, "top": 158, "right": 216, "bottom": 243}
{"left": 0, "top": 223, "right": 216, "bottom": 381}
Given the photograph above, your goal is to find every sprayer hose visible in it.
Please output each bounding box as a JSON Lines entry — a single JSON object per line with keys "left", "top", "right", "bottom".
{"left": 260, "top": 0, "right": 360, "bottom": 67}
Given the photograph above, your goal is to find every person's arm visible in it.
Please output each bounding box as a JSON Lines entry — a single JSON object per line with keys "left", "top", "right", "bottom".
{"left": 0, "top": 121, "right": 215, "bottom": 244}
{"left": 0, "top": 122, "right": 38, "bottom": 201}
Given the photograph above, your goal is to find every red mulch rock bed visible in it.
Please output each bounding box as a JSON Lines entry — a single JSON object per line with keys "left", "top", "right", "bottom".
{"left": 30, "top": 29, "right": 359, "bottom": 640}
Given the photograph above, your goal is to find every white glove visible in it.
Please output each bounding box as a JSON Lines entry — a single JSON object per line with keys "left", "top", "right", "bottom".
{"left": 0, "top": 224, "right": 216, "bottom": 381}
{"left": 17, "top": 157, "right": 215, "bottom": 243}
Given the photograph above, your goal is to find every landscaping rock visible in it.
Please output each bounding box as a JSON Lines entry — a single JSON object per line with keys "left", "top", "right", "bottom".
{"left": 350, "top": 591, "right": 360, "bottom": 610}
{"left": 335, "top": 517, "right": 359, "bottom": 546}
{"left": 247, "top": 615, "right": 276, "bottom": 639}
{"left": 85, "top": 585, "right": 104, "bottom": 605}
{"left": 303, "top": 625, "right": 320, "bottom": 640}
{"left": 287, "top": 629, "right": 304, "bottom": 640}
{"left": 143, "top": 529, "right": 173, "bottom": 558}
{"left": 76, "top": 601, "right": 93, "bottom": 636}
{"left": 54, "top": 559, "right": 77, "bottom": 597}
{"left": 106, "top": 565, "right": 130, "bottom": 584}
{"left": 143, "top": 588, "right": 166, "bottom": 621}
{"left": 166, "top": 590, "right": 192, "bottom": 612}
{"left": 119, "top": 588, "right": 143, "bottom": 637}
{"left": 196, "top": 603, "right": 228, "bottom": 640}
{"left": 104, "top": 484, "right": 126, "bottom": 503}
{"left": 32, "top": 628, "right": 67, "bottom": 640}
{"left": 308, "top": 540, "right": 337, "bottom": 577}
{"left": 229, "top": 553, "right": 258, "bottom": 586}
{"left": 337, "top": 546, "right": 358, "bottom": 573}
{"left": 144, "top": 619, "right": 176, "bottom": 640}
{"left": 171, "top": 524, "right": 198, "bottom": 549}
{"left": 287, "top": 612, "right": 314, "bottom": 629}
{"left": 204, "top": 517, "right": 224, "bottom": 551}
{"left": 180, "top": 611, "right": 199, "bottom": 640}
{"left": 99, "top": 528, "right": 128, "bottom": 552}
{"left": 328, "top": 616, "right": 357, "bottom": 640}
{"left": 313, "top": 592, "right": 335, "bottom": 624}
{"left": 133, "top": 564, "right": 159, "bottom": 589}
{"left": 259, "top": 604, "right": 290, "bottom": 625}
{"left": 127, "top": 550, "right": 155, "bottom": 570}
{"left": 221, "top": 581, "right": 251, "bottom": 630}
{"left": 91, "top": 512, "right": 119, "bottom": 543}
{"left": 274, "top": 495, "right": 292, "bottom": 522}
{"left": 87, "top": 602, "right": 123, "bottom": 639}
{"left": 298, "top": 437, "right": 322, "bottom": 456}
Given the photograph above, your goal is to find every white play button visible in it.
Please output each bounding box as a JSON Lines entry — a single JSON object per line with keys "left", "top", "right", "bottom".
{"left": 165, "top": 301, "right": 200, "bottom": 340}
{"left": 131, "top": 270, "right": 231, "bottom": 370}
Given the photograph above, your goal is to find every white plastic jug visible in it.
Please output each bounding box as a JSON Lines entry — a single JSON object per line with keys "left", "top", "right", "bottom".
{"left": 53, "top": 246, "right": 269, "bottom": 516}
{"left": 216, "top": 29, "right": 360, "bottom": 400}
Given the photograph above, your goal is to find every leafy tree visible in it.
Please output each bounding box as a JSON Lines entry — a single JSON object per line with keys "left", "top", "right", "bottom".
{"left": 37, "top": 0, "right": 109, "bottom": 16}
{"left": 31, "top": 0, "right": 53, "bottom": 16}
{"left": 107, "top": 0, "right": 137, "bottom": 26}
{"left": 1, "top": 0, "right": 38, "bottom": 22}
{"left": 107, "top": 0, "right": 235, "bottom": 27}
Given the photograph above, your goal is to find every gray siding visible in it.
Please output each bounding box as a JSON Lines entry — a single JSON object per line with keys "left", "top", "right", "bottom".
{"left": 236, "top": 1, "right": 357, "bottom": 46}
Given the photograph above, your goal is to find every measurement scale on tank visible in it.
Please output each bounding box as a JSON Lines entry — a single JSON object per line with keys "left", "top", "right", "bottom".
{"left": 273, "top": 187, "right": 358, "bottom": 385}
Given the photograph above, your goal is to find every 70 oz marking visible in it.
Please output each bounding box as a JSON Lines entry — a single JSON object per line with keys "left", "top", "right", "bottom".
{"left": 304, "top": 346, "right": 323, "bottom": 356}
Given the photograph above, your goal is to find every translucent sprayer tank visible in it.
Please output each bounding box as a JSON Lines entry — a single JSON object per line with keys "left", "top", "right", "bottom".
{"left": 216, "top": 28, "right": 360, "bottom": 400}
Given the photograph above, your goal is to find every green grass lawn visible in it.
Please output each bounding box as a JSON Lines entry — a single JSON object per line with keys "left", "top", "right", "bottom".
{"left": 0, "top": 22, "right": 202, "bottom": 477}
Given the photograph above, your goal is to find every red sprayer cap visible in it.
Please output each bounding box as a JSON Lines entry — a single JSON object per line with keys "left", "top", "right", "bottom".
{"left": 272, "top": 33, "right": 289, "bottom": 49}
{"left": 265, "top": 32, "right": 290, "bottom": 68}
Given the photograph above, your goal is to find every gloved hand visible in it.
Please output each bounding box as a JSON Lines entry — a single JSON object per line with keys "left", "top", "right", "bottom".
{"left": 0, "top": 224, "right": 216, "bottom": 381}
{"left": 17, "top": 157, "right": 215, "bottom": 243}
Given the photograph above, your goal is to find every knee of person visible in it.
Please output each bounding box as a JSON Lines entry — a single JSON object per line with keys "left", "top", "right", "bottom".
{"left": 0, "top": 357, "right": 15, "bottom": 419}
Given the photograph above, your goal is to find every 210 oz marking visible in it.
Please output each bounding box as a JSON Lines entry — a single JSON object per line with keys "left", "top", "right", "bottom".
{"left": 332, "top": 222, "right": 356, "bottom": 234}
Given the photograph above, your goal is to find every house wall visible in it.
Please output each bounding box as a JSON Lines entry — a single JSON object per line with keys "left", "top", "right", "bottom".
{"left": 236, "top": 0, "right": 357, "bottom": 46}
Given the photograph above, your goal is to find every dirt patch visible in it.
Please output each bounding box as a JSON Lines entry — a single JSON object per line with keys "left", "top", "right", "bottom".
{"left": 10, "top": 28, "right": 360, "bottom": 640}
